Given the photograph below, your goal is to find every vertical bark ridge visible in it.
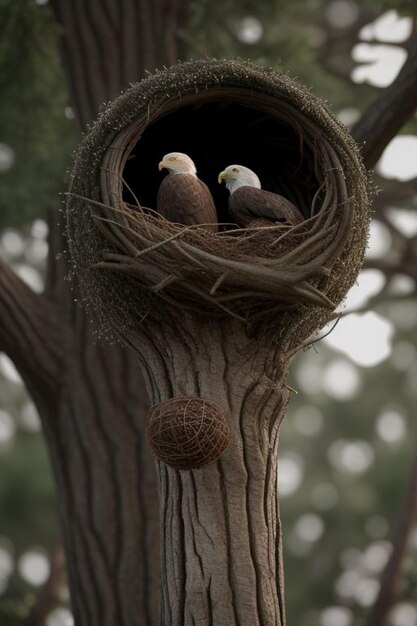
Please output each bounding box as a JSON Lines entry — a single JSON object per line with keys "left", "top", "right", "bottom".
{"left": 5, "top": 2, "right": 191, "bottom": 625}
{"left": 51, "top": 0, "right": 190, "bottom": 127}
{"left": 53, "top": 0, "right": 97, "bottom": 127}
{"left": 121, "top": 0, "right": 140, "bottom": 85}
{"left": 54, "top": 411, "right": 107, "bottom": 626}
{"left": 135, "top": 318, "right": 289, "bottom": 626}
{"left": 82, "top": 0, "right": 114, "bottom": 99}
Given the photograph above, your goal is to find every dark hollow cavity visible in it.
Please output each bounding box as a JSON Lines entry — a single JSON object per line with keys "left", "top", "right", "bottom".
{"left": 122, "top": 101, "right": 320, "bottom": 223}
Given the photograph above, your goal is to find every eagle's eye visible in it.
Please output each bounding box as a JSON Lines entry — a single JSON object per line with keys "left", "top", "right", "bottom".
{"left": 232, "top": 167, "right": 239, "bottom": 173}
{"left": 169, "top": 156, "right": 176, "bottom": 161}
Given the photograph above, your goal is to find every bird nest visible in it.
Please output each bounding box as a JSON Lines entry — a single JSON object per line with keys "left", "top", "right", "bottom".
{"left": 147, "top": 397, "right": 230, "bottom": 470}
{"left": 65, "top": 59, "right": 372, "bottom": 350}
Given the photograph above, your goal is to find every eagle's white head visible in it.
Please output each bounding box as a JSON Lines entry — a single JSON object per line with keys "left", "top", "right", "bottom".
{"left": 159, "top": 152, "right": 197, "bottom": 176}
{"left": 218, "top": 165, "right": 261, "bottom": 194}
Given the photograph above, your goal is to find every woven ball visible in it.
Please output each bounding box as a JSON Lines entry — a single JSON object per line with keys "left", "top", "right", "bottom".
{"left": 147, "top": 397, "right": 230, "bottom": 470}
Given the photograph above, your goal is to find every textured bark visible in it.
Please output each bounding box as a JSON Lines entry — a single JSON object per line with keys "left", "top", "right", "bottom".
{"left": 51, "top": 0, "right": 190, "bottom": 129}
{"left": 46, "top": 3, "right": 189, "bottom": 624}
{"left": 0, "top": 3, "right": 188, "bottom": 625}
{"left": 2, "top": 3, "right": 416, "bottom": 625}
{"left": 352, "top": 34, "right": 417, "bottom": 169}
{"left": 44, "top": 322, "right": 159, "bottom": 626}
{"left": 129, "top": 318, "right": 290, "bottom": 626}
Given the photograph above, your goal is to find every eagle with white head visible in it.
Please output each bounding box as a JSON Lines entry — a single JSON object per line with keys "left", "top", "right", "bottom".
{"left": 158, "top": 152, "right": 218, "bottom": 232}
{"left": 218, "top": 164, "right": 303, "bottom": 227}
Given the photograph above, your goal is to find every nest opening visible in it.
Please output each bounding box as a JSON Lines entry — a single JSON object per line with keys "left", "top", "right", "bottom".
{"left": 66, "top": 60, "right": 371, "bottom": 347}
{"left": 122, "top": 99, "right": 319, "bottom": 222}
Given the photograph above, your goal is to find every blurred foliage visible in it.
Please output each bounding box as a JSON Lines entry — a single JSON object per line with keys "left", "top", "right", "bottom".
{"left": 0, "top": 223, "right": 58, "bottom": 623}
{"left": 1, "top": 0, "right": 417, "bottom": 625}
{"left": 0, "top": 0, "right": 76, "bottom": 228}
{"left": 284, "top": 335, "right": 417, "bottom": 625}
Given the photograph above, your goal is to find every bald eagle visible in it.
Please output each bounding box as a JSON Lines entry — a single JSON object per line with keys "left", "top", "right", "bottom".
{"left": 158, "top": 152, "right": 218, "bottom": 232}
{"left": 218, "top": 165, "right": 303, "bottom": 228}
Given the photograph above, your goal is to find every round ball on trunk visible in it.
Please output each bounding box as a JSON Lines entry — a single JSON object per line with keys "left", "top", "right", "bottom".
{"left": 147, "top": 397, "right": 230, "bottom": 470}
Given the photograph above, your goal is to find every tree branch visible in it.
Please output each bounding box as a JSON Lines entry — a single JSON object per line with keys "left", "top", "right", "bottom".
{"left": 0, "top": 258, "right": 64, "bottom": 415}
{"left": 367, "top": 452, "right": 417, "bottom": 626}
{"left": 352, "top": 35, "right": 417, "bottom": 169}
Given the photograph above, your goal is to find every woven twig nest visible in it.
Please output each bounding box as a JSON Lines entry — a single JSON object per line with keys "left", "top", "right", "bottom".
{"left": 65, "top": 59, "right": 372, "bottom": 350}
{"left": 147, "top": 397, "right": 230, "bottom": 470}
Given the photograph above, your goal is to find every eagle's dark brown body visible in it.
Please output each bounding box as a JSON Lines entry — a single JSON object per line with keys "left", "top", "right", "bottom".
{"left": 229, "top": 186, "right": 303, "bottom": 227}
{"left": 157, "top": 173, "right": 218, "bottom": 232}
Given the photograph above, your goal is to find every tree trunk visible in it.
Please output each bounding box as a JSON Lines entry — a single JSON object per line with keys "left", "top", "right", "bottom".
{"left": 40, "top": 2, "right": 189, "bottom": 624}
{"left": 130, "top": 318, "right": 290, "bottom": 625}
{"left": 5, "top": 2, "right": 416, "bottom": 625}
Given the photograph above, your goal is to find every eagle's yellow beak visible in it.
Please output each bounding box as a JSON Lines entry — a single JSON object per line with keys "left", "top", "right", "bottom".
{"left": 158, "top": 161, "right": 165, "bottom": 171}
{"left": 218, "top": 171, "right": 227, "bottom": 184}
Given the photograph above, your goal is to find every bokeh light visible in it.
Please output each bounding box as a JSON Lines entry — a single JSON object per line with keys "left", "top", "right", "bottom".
{"left": 0, "top": 230, "right": 25, "bottom": 257}
{"left": 0, "top": 354, "right": 23, "bottom": 384}
{"left": 362, "top": 541, "right": 391, "bottom": 573}
{"left": 386, "top": 207, "right": 417, "bottom": 236}
{"left": 376, "top": 409, "right": 406, "bottom": 443}
{"left": 326, "top": 0, "right": 358, "bottom": 29}
{"left": 46, "top": 608, "right": 74, "bottom": 626}
{"left": 343, "top": 269, "right": 385, "bottom": 309}
{"left": 0, "top": 143, "right": 15, "bottom": 172}
{"left": 322, "top": 359, "right": 361, "bottom": 399}
{"left": 389, "top": 603, "right": 417, "bottom": 626}
{"left": 353, "top": 577, "right": 379, "bottom": 607}
{"left": 278, "top": 454, "right": 304, "bottom": 497}
{"left": 18, "top": 550, "right": 50, "bottom": 586}
{"left": 388, "top": 275, "right": 415, "bottom": 296}
{"left": 319, "top": 606, "right": 353, "bottom": 626}
{"left": 366, "top": 220, "right": 392, "bottom": 260}
{"left": 328, "top": 440, "right": 374, "bottom": 475}
{"left": 337, "top": 107, "right": 360, "bottom": 127}
{"left": 31, "top": 219, "right": 49, "bottom": 239}
{"left": 324, "top": 313, "right": 393, "bottom": 368}
{"left": 294, "top": 513, "right": 325, "bottom": 543}
{"left": 335, "top": 570, "right": 360, "bottom": 600}
{"left": 378, "top": 137, "right": 417, "bottom": 182}
{"left": 351, "top": 44, "right": 406, "bottom": 88}
{"left": 14, "top": 264, "right": 44, "bottom": 293}
{"left": 236, "top": 17, "right": 263, "bottom": 44}
{"left": 359, "top": 10, "right": 412, "bottom": 43}
{"left": 64, "top": 106, "right": 75, "bottom": 120}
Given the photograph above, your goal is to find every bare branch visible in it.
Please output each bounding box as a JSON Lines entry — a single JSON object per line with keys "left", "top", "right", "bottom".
{"left": 368, "top": 452, "right": 417, "bottom": 626}
{"left": 352, "top": 35, "right": 417, "bottom": 169}
{"left": 0, "top": 258, "right": 64, "bottom": 414}
{"left": 364, "top": 257, "right": 417, "bottom": 281}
